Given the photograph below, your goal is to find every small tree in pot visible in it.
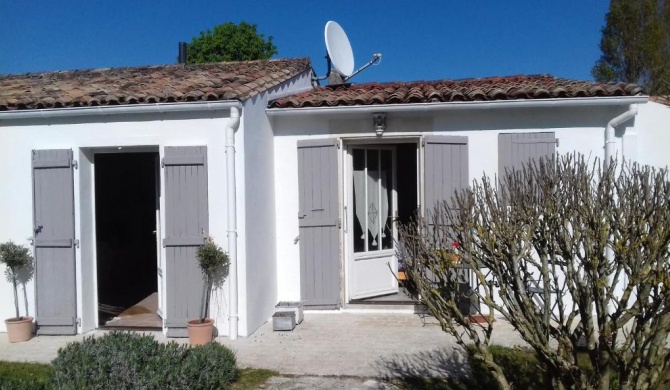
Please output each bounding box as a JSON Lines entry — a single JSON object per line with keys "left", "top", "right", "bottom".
{"left": 1, "top": 241, "right": 35, "bottom": 343}
{"left": 187, "top": 236, "right": 229, "bottom": 345}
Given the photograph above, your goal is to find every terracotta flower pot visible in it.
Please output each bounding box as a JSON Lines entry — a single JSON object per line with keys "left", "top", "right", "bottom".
{"left": 4, "top": 316, "right": 34, "bottom": 343}
{"left": 187, "top": 318, "right": 214, "bottom": 345}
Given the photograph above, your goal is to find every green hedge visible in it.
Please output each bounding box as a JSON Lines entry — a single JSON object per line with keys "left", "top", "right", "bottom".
{"left": 468, "top": 345, "right": 545, "bottom": 390}
{"left": 50, "top": 331, "right": 237, "bottom": 390}
{"left": 465, "top": 345, "right": 670, "bottom": 390}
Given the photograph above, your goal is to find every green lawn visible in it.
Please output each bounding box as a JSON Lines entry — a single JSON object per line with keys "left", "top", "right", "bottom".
{"left": 0, "top": 361, "right": 278, "bottom": 390}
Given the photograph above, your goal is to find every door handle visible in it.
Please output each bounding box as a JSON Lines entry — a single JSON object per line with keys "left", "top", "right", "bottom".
{"left": 343, "top": 206, "right": 348, "bottom": 233}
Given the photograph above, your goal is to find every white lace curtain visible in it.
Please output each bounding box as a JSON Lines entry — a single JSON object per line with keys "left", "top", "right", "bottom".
{"left": 353, "top": 170, "right": 388, "bottom": 247}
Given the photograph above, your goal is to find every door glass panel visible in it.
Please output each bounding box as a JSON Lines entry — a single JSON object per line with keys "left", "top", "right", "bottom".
{"left": 352, "top": 149, "right": 365, "bottom": 253}
{"left": 366, "top": 149, "right": 380, "bottom": 251}
{"left": 352, "top": 147, "right": 394, "bottom": 253}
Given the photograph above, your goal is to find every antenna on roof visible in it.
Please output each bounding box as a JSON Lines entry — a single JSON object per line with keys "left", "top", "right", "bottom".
{"left": 178, "top": 42, "right": 188, "bottom": 64}
{"left": 312, "top": 21, "right": 382, "bottom": 86}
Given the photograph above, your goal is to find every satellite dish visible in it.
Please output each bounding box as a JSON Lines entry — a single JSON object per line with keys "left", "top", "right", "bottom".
{"left": 312, "top": 21, "right": 381, "bottom": 85}
{"left": 325, "top": 21, "right": 354, "bottom": 77}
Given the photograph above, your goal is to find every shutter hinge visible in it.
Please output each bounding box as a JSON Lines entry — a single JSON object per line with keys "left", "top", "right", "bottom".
{"left": 160, "top": 158, "right": 164, "bottom": 168}
{"left": 72, "top": 159, "right": 78, "bottom": 169}
{"left": 74, "top": 239, "right": 80, "bottom": 248}
{"left": 338, "top": 218, "right": 342, "bottom": 229}
{"left": 555, "top": 138, "right": 560, "bottom": 147}
{"left": 76, "top": 317, "right": 81, "bottom": 326}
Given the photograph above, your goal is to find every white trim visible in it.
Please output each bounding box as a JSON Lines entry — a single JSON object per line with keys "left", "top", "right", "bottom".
{"left": 0, "top": 101, "right": 243, "bottom": 121}
{"left": 267, "top": 96, "right": 649, "bottom": 117}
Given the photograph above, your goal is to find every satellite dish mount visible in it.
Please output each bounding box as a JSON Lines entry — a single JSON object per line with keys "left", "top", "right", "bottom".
{"left": 313, "top": 21, "right": 382, "bottom": 85}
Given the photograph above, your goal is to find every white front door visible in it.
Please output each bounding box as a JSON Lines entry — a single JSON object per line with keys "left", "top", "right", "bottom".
{"left": 347, "top": 146, "right": 399, "bottom": 300}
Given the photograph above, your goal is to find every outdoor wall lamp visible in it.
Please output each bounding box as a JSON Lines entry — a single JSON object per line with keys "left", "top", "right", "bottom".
{"left": 373, "top": 113, "right": 386, "bottom": 136}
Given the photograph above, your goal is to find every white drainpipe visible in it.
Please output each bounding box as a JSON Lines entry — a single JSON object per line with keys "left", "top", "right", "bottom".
{"left": 604, "top": 104, "right": 638, "bottom": 308}
{"left": 604, "top": 104, "right": 638, "bottom": 168}
{"left": 226, "top": 106, "right": 241, "bottom": 340}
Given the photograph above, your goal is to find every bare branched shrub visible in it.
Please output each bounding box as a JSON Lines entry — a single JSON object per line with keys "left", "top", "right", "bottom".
{"left": 399, "top": 155, "right": 670, "bottom": 390}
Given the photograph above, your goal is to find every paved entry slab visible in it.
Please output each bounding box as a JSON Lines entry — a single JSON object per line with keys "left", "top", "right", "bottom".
{"left": 0, "top": 312, "right": 526, "bottom": 380}
{"left": 220, "top": 312, "right": 526, "bottom": 378}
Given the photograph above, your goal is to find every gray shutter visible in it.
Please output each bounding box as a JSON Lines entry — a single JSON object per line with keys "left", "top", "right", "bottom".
{"left": 163, "top": 146, "right": 208, "bottom": 337}
{"left": 424, "top": 135, "right": 469, "bottom": 213}
{"left": 32, "top": 149, "right": 77, "bottom": 335}
{"left": 498, "top": 132, "right": 557, "bottom": 176}
{"left": 297, "top": 139, "right": 340, "bottom": 309}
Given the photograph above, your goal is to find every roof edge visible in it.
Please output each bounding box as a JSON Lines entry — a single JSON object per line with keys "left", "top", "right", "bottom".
{"left": 0, "top": 100, "right": 243, "bottom": 121}
{"left": 267, "top": 96, "right": 649, "bottom": 116}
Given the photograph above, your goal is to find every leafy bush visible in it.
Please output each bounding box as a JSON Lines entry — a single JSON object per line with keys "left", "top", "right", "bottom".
{"left": 196, "top": 238, "right": 229, "bottom": 322}
{"left": 51, "top": 331, "right": 237, "bottom": 389}
{"left": 178, "top": 342, "right": 237, "bottom": 389}
{"left": 0, "top": 241, "right": 33, "bottom": 320}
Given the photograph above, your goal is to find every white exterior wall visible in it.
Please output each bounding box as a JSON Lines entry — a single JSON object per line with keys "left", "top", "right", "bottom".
{"left": 0, "top": 110, "right": 234, "bottom": 334}
{"left": 239, "top": 73, "right": 312, "bottom": 336}
{"left": 270, "top": 102, "right": 663, "bottom": 305}
{"left": 635, "top": 101, "right": 670, "bottom": 169}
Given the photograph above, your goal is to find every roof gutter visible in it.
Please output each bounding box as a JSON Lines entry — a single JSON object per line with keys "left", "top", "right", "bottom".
{"left": 266, "top": 96, "right": 649, "bottom": 117}
{"left": 605, "top": 104, "right": 638, "bottom": 168}
{"left": 0, "top": 100, "right": 243, "bottom": 121}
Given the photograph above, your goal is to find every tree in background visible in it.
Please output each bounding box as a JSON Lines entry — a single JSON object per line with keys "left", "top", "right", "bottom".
{"left": 186, "top": 21, "right": 278, "bottom": 64}
{"left": 400, "top": 155, "right": 670, "bottom": 389}
{"left": 592, "top": 0, "right": 670, "bottom": 95}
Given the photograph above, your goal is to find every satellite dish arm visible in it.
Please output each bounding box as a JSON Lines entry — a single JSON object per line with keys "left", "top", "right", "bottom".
{"left": 312, "top": 52, "right": 334, "bottom": 84}
{"left": 343, "top": 53, "right": 382, "bottom": 82}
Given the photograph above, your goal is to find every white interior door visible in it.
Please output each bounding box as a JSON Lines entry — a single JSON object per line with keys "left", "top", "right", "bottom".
{"left": 348, "top": 146, "right": 398, "bottom": 300}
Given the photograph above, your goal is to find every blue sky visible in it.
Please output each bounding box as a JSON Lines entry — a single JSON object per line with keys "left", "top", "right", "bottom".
{"left": 1, "top": 1, "right": 609, "bottom": 83}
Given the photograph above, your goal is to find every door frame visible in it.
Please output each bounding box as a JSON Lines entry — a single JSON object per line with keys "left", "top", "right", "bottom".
{"left": 341, "top": 137, "right": 422, "bottom": 303}
{"left": 80, "top": 146, "right": 163, "bottom": 330}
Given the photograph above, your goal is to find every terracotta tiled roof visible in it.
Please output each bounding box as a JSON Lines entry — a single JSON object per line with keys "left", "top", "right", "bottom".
{"left": 268, "top": 75, "right": 644, "bottom": 109}
{"left": 0, "top": 58, "right": 311, "bottom": 111}
{"left": 650, "top": 96, "right": 670, "bottom": 106}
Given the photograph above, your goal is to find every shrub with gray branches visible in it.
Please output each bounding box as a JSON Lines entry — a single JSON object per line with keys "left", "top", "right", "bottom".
{"left": 399, "top": 155, "right": 670, "bottom": 390}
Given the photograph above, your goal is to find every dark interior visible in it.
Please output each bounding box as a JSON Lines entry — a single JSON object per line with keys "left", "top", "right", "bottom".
{"left": 95, "top": 152, "right": 158, "bottom": 322}
{"left": 396, "top": 143, "right": 419, "bottom": 225}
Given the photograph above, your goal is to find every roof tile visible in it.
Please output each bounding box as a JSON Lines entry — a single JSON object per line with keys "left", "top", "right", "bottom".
{"left": 269, "top": 75, "right": 644, "bottom": 109}
{"left": 0, "top": 58, "right": 310, "bottom": 111}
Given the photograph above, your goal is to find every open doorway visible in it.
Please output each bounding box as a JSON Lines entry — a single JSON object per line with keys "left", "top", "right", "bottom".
{"left": 347, "top": 141, "right": 419, "bottom": 304}
{"left": 95, "top": 152, "right": 161, "bottom": 329}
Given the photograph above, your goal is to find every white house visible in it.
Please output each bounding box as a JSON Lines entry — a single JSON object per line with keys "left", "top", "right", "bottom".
{"left": 1, "top": 58, "right": 667, "bottom": 339}
{"left": 0, "top": 58, "right": 313, "bottom": 338}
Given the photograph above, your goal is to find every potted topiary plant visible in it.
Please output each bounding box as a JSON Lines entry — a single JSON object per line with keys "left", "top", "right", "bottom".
{"left": 1, "top": 241, "right": 35, "bottom": 343}
{"left": 187, "top": 236, "right": 229, "bottom": 345}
